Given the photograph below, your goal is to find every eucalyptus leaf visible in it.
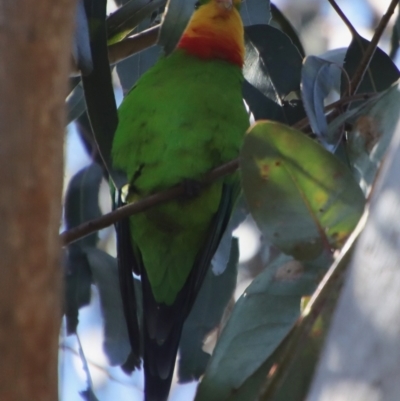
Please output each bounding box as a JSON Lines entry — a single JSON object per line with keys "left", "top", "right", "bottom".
{"left": 243, "top": 24, "right": 305, "bottom": 125}
{"left": 195, "top": 253, "right": 330, "bottom": 401}
{"left": 86, "top": 247, "right": 131, "bottom": 366}
{"left": 82, "top": 0, "right": 120, "bottom": 184}
{"left": 64, "top": 245, "right": 92, "bottom": 335}
{"left": 240, "top": 0, "right": 271, "bottom": 26}
{"left": 244, "top": 24, "right": 303, "bottom": 103}
{"left": 158, "top": 0, "right": 196, "bottom": 55}
{"left": 243, "top": 80, "right": 305, "bottom": 125}
{"left": 211, "top": 196, "right": 247, "bottom": 275}
{"left": 341, "top": 34, "right": 400, "bottom": 96}
{"left": 240, "top": 121, "right": 365, "bottom": 261}
{"left": 64, "top": 163, "right": 103, "bottom": 247}
{"left": 64, "top": 163, "right": 103, "bottom": 334}
{"left": 107, "top": 0, "right": 166, "bottom": 44}
{"left": 317, "top": 48, "right": 346, "bottom": 94}
{"left": 270, "top": 3, "right": 304, "bottom": 58}
{"left": 179, "top": 238, "right": 239, "bottom": 382}
{"left": 66, "top": 82, "right": 86, "bottom": 124}
{"left": 301, "top": 56, "right": 340, "bottom": 150}
{"left": 346, "top": 81, "right": 400, "bottom": 193}
{"left": 73, "top": 0, "right": 93, "bottom": 75}
{"left": 116, "top": 17, "right": 162, "bottom": 93}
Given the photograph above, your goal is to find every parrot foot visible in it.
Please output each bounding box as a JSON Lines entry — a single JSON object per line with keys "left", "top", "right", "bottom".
{"left": 182, "top": 179, "right": 203, "bottom": 199}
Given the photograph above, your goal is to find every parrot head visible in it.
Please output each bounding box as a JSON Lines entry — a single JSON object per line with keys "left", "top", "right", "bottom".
{"left": 177, "top": 0, "right": 245, "bottom": 66}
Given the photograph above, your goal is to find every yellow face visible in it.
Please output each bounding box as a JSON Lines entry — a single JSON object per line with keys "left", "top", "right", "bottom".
{"left": 186, "top": 0, "right": 244, "bottom": 53}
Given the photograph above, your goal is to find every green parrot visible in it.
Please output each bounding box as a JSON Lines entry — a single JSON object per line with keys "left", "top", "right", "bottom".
{"left": 111, "top": 0, "right": 248, "bottom": 399}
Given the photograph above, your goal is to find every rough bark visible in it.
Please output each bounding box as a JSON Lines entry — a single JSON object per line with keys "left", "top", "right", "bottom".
{"left": 306, "top": 118, "right": 400, "bottom": 400}
{"left": 0, "top": 1, "right": 76, "bottom": 400}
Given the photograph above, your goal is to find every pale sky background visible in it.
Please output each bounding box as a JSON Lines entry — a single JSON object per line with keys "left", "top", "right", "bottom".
{"left": 60, "top": 1, "right": 400, "bottom": 400}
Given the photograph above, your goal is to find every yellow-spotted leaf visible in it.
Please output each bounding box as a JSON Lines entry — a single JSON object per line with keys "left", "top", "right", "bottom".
{"left": 240, "top": 121, "right": 365, "bottom": 260}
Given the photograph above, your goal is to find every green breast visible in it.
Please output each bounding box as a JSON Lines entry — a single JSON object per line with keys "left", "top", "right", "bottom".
{"left": 112, "top": 49, "right": 248, "bottom": 193}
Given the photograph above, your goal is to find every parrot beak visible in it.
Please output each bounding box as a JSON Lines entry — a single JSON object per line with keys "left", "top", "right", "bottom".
{"left": 216, "top": 0, "right": 233, "bottom": 11}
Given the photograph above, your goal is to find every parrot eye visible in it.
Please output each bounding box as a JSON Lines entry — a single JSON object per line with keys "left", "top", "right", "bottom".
{"left": 194, "top": 1, "right": 201, "bottom": 9}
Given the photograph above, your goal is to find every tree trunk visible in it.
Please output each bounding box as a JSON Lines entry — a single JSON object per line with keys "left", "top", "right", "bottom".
{"left": 0, "top": 1, "right": 76, "bottom": 400}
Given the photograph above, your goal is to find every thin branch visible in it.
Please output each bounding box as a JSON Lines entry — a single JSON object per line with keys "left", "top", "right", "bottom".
{"left": 349, "top": 0, "right": 399, "bottom": 96}
{"left": 60, "top": 159, "right": 239, "bottom": 246}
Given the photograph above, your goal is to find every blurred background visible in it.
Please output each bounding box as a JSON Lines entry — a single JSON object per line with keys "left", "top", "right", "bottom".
{"left": 60, "top": 1, "right": 400, "bottom": 400}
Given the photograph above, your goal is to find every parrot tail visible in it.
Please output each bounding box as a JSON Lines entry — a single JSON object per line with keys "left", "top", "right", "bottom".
{"left": 116, "top": 183, "right": 239, "bottom": 401}
{"left": 140, "top": 183, "right": 238, "bottom": 401}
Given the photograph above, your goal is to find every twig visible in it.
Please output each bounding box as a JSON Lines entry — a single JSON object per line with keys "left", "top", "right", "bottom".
{"left": 292, "top": 92, "right": 378, "bottom": 132}
{"left": 349, "top": 0, "right": 399, "bottom": 96}
{"left": 60, "top": 159, "right": 239, "bottom": 246}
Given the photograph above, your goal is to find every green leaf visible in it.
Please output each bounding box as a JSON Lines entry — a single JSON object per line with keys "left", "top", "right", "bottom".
{"left": 73, "top": 0, "right": 93, "bottom": 75}
{"left": 345, "top": 81, "right": 400, "bottom": 193}
{"left": 259, "top": 215, "right": 364, "bottom": 401}
{"left": 243, "top": 24, "right": 305, "bottom": 125}
{"left": 242, "top": 80, "right": 305, "bottom": 126}
{"left": 240, "top": 121, "right": 365, "bottom": 260}
{"left": 244, "top": 24, "right": 303, "bottom": 103}
{"left": 341, "top": 34, "right": 400, "bottom": 96}
{"left": 179, "top": 238, "right": 239, "bottom": 382}
{"left": 64, "top": 163, "right": 103, "bottom": 334}
{"left": 86, "top": 248, "right": 131, "bottom": 366}
{"left": 241, "top": 0, "right": 271, "bottom": 26}
{"left": 211, "top": 197, "right": 247, "bottom": 275}
{"left": 116, "top": 18, "right": 162, "bottom": 93}
{"left": 317, "top": 48, "right": 347, "bottom": 96}
{"left": 66, "top": 82, "right": 86, "bottom": 125}
{"left": 301, "top": 56, "right": 340, "bottom": 150}
{"left": 195, "top": 253, "right": 329, "bottom": 401}
{"left": 64, "top": 245, "right": 92, "bottom": 334}
{"left": 263, "top": 308, "right": 327, "bottom": 401}
{"left": 82, "top": 0, "right": 120, "bottom": 185}
{"left": 270, "top": 3, "right": 304, "bottom": 58}
{"left": 64, "top": 163, "right": 103, "bottom": 247}
{"left": 106, "top": 0, "right": 166, "bottom": 44}
{"left": 158, "top": 0, "right": 196, "bottom": 55}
